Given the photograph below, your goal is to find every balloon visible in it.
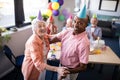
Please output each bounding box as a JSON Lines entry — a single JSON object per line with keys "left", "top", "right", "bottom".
{"left": 46, "top": 9, "right": 52, "bottom": 17}
{"left": 51, "top": 0, "right": 58, "bottom": 2}
{"left": 53, "top": 10, "right": 59, "bottom": 16}
{"left": 58, "top": 14, "right": 65, "bottom": 21}
{"left": 52, "top": 2, "right": 60, "bottom": 10}
{"left": 64, "top": 14, "right": 69, "bottom": 20}
{"left": 58, "top": 6, "right": 61, "bottom": 10}
{"left": 62, "top": 9, "right": 68, "bottom": 16}
{"left": 48, "top": 2, "right": 53, "bottom": 10}
{"left": 58, "top": 0, "right": 64, "bottom": 6}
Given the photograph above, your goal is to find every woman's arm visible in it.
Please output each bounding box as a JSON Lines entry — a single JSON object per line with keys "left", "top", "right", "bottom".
{"left": 45, "top": 64, "right": 70, "bottom": 76}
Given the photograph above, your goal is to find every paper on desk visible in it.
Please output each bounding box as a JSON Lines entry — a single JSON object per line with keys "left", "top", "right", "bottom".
{"left": 47, "top": 50, "right": 61, "bottom": 59}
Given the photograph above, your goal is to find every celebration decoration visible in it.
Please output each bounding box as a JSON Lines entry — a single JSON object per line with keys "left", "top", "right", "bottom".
{"left": 46, "top": 9, "right": 52, "bottom": 17}
{"left": 51, "top": 0, "right": 58, "bottom": 2}
{"left": 58, "top": 14, "right": 65, "bottom": 21}
{"left": 77, "top": 4, "right": 86, "bottom": 18}
{"left": 58, "top": 0, "right": 64, "bottom": 6}
{"left": 37, "top": 10, "right": 42, "bottom": 20}
{"left": 48, "top": 16, "right": 54, "bottom": 22}
{"left": 52, "top": 2, "right": 60, "bottom": 10}
{"left": 92, "top": 14, "right": 97, "bottom": 18}
{"left": 45, "top": 0, "right": 64, "bottom": 17}
{"left": 53, "top": 10, "right": 59, "bottom": 16}
{"left": 48, "top": 2, "right": 53, "bottom": 10}
{"left": 62, "top": 9, "right": 68, "bottom": 16}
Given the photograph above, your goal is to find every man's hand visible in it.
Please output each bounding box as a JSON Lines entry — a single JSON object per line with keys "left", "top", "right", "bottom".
{"left": 57, "top": 68, "right": 70, "bottom": 80}
{"left": 57, "top": 67, "right": 70, "bottom": 76}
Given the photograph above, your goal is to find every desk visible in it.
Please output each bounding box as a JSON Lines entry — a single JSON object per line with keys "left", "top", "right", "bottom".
{"left": 89, "top": 46, "right": 120, "bottom": 80}
{"left": 46, "top": 46, "right": 120, "bottom": 80}
{"left": 89, "top": 46, "right": 120, "bottom": 64}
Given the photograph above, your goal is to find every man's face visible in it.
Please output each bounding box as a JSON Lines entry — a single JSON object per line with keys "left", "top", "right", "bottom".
{"left": 91, "top": 18, "right": 98, "bottom": 26}
{"left": 73, "top": 16, "right": 87, "bottom": 34}
{"left": 36, "top": 22, "right": 46, "bottom": 37}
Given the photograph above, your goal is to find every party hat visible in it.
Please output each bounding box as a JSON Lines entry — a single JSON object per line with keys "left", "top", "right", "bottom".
{"left": 77, "top": 4, "right": 86, "bottom": 18}
{"left": 69, "top": 14, "right": 73, "bottom": 19}
{"left": 37, "top": 10, "right": 42, "bottom": 20}
{"left": 92, "top": 14, "right": 97, "bottom": 18}
{"left": 48, "top": 16, "right": 54, "bottom": 22}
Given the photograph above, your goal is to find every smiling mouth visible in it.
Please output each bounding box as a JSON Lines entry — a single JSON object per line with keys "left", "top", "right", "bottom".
{"left": 41, "top": 30, "right": 46, "bottom": 33}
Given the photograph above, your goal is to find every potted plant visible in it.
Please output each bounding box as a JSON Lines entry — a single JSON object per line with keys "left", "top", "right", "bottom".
{"left": 29, "top": 16, "right": 37, "bottom": 21}
{"left": 29, "top": 14, "right": 49, "bottom": 21}
{"left": 0, "top": 27, "right": 11, "bottom": 51}
{"left": 42, "top": 14, "right": 49, "bottom": 21}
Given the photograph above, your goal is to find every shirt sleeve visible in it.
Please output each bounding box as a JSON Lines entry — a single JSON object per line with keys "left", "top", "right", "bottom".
{"left": 56, "top": 30, "right": 69, "bottom": 40}
{"left": 85, "top": 27, "right": 91, "bottom": 39}
{"left": 78, "top": 45, "right": 90, "bottom": 64}
{"left": 98, "top": 28, "right": 102, "bottom": 38}
{"left": 30, "top": 41, "right": 46, "bottom": 72}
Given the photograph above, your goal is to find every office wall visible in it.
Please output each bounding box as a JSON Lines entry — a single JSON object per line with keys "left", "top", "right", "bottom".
{"left": 5, "top": 26, "right": 32, "bottom": 56}
{"left": 0, "top": 26, "right": 32, "bottom": 78}
{"left": 89, "top": 0, "right": 120, "bottom": 17}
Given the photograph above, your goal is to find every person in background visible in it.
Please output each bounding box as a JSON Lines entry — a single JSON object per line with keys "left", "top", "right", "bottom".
{"left": 49, "top": 4, "right": 90, "bottom": 80}
{"left": 46, "top": 16, "right": 58, "bottom": 35}
{"left": 86, "top": 14, "right": 102, "bottom": 69}
{"left": 22, "top": 18, "right": 69, "bottom": 80}
{"left": 86, "top": 14, "right": 102, "bottom": 42}
{"left": 62, "top": 15, "right": 73, "bottom": 31}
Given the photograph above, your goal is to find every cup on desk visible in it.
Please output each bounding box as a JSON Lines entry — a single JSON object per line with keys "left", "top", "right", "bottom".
{"left": 94, "top": 49, "right": 101, "bottom": 54}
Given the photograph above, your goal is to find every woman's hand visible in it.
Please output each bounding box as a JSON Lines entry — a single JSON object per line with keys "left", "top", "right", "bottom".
{"left": 57, "top": 67, "right": 70, "bottom": 76}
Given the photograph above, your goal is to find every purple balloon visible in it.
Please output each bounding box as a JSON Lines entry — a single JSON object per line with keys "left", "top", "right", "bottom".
{"left": 62, "top": 9, "right": 68, "bottom": 16}
{"left": 65, "top": 13, "right": 69, "bottom": 20}
{"left": 58, "top": 0, "right": 64, "bottom": 6}
{"left": 53, "top": 10, "right": 59, "bottom": 16}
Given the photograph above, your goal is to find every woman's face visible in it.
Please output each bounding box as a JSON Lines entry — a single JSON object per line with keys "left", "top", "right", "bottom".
{"left": 36, "top": 22, "right": 46, "bottom": 37}
{"left": 73, "top": 16, "right": 87, "bottom": 34}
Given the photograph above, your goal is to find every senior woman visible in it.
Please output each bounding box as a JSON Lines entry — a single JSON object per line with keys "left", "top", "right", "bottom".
{"left": 22, "top": 19, "right": 69, "bottom": 80}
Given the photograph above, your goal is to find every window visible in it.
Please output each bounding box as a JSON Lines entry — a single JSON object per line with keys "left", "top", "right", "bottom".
{"left": 0, "top": 0, "right": 48, "bottom": 28}
{"left": 23, "top": 0, "right": 48, "bottom": 23}
{"left": 0, "top": 0, "right": 15, "bottom": 28}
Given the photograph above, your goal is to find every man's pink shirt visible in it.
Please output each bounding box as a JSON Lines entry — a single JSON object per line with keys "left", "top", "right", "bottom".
{"left": 56, "top": 29, "right": 90, "bottom": 68}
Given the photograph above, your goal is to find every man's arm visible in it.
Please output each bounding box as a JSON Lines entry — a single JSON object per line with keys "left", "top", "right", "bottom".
{"left": 49, "top": 36, "right": 61, "bottom": 44}
{"left": 68, "top": 63, "right": 87, "bottom": 74}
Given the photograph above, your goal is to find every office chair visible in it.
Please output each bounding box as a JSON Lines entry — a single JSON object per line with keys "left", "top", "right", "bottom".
{"left": 3, "top": 45, "right": 24, "bottom": 80}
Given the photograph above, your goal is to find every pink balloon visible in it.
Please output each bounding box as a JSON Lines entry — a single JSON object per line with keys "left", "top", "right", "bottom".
{"left": 48, "top": 2, "right": 53, "bottom": 10}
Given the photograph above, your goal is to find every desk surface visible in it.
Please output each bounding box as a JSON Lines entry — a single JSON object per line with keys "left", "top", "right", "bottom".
{"left": 47, "top": 46, "right": 120, "bottom": 65}
{"left": 89, "top": 46, "right": 120, "bottom": 65}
